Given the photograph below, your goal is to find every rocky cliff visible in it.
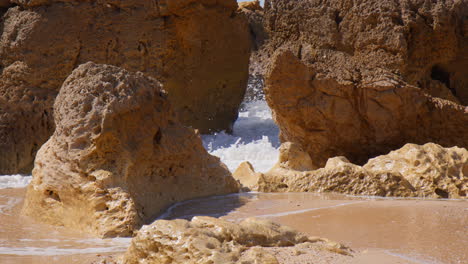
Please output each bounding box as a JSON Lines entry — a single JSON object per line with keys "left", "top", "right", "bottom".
{"left": 0, "top": 0, "right": 250, "bottom": 174}
{"left": 261, "top": 0, "right": 468, "bottom": 168}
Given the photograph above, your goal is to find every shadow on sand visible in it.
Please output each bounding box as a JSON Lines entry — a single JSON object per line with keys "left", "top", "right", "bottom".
{"left": 152, "top": 192, "right": 256, "bottom": 222}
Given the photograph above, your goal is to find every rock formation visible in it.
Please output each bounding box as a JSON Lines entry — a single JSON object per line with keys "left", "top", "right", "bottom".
{"left": 239, "top": 142, "right": 467, "bottom": 199}
{"left": 123, "top": 216, "right": 352, "bottom": 264}
{"left": 239, "top": 0, "right": 269, "bottom": 102}
{"left": 233, "top": 161, "right": 262, "bottom": 192}
{"left": 261, "top": 0, "right": 468, "bottom": 168}
{"left": 0, "top": 0, "right": 250, "bottom": 174}
{"left": 22, "top": 63, "right": 239, "bottom": 237}
{"left": 364, "top": 143, "right": 468, "bottom": 198}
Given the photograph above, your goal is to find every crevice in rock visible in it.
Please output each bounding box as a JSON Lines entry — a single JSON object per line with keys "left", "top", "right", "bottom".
{"left": 431, "top": 65, "right": 453, "bottom": 94}
{"left": 45, "top": 189, "right": 61, "bottom": 202}
{"left": 434, "top": 188, "right": 449, "bottom": 198}
{"left": 334, "top": 11, "right": 343, "bottom": 26}
{"left": 153, "top": 129, "right": 162, "bottom": 145}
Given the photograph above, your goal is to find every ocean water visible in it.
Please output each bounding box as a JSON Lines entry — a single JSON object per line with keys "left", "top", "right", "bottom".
{"left": 0, "top": 175, "right": 32, "bottom": 189}
{"left": 202, "top": 100, "right": 280, "bottom": 172}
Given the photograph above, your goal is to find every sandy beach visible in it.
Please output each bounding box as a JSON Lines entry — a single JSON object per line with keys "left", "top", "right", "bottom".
{"left": 1, "top": 188, "right": 466, "bottom": 264}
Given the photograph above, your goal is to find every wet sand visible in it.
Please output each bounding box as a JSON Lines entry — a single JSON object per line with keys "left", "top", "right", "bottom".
{"left": 0, "top": 188, "right": 129, "bottom": 264}
{"left": 1, "top": 189, "right": 467, "bottom": 263}
{"left": 164, "top": 192, "right": 468, "bottom": 264}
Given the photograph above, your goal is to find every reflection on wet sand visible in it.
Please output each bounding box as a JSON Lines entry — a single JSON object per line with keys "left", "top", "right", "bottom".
{"left": 0, "top": 188, "right": 467, "bottom": 264}
{"left": 0, "top": 188, "right": 129, "bottom": 264}
{"left": 164, "top": 192, "right": 468, "bottom": 264}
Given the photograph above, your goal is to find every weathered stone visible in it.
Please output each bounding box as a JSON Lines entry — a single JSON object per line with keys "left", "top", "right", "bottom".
{"left": 255, "top": 142, "right": 467, "bottom": 199}
{"left": 22, "top": 63, "right": 239, "bottom": 237}
{"left": 233, "top": 161, "right": 262, "bottom": 192}
{"left": 261, "top": 0, "right": 468, "bottom": 168}
{"left": 238, "top": 1, "right": 269, "bottom": 102}
{"left": 0, "top": 0, "right": 250, "bottom": 174}
{"left": 123, "top": 216, "right": 352, "bottom": 264}
{"left": 364, "top": 143, "right": 468, "bottom": 198}
{"left": 257, "top": 142, "right": 417, "bottom": 197}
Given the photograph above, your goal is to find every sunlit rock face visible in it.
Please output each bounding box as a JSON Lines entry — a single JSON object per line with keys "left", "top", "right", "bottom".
{"left": 123, "top": 216, "right": 352, "bottom": 264}
{"left": 363, "top": 143, "right": 468, "bottom": 198}
{"left": 22, "top": 63, "right": 239, "bottom": 238}
{"left": 238, "top": 142, "right": 467, "bottom": 199}
{"left": 0, "top": 0, "right": 250, "bottom": 174}
{"left": 261, "top": 0, "right": 468, "bottom": 168}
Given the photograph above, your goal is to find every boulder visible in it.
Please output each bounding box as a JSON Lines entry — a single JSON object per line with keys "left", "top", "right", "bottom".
{"left": 123, "top": 216, "right": 352, "bottom": 264}
{"left": 364, "top": 143, "right": 468, "bottom": 198}
{"left": 0, "top": 0, "right": 250, "bottom": 174}
{"left": 22, "top": 63, "right": 239, "bottom": 237}
{"left": 261, "top": 0, "right": 468, "bottom": 168}
{"left": 253, "top": 142, "right": 467, "bottom": 199}
{"left": 232, "top": 161, "right": 262, "bottom": 192}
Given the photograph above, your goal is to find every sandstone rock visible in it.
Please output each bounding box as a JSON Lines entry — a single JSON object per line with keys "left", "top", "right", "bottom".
{"left": 364, "top": 143, "right": 468, "bottom": 198}
{"left": 22, "top": 63, "right": 239, "bottom": 237}
{"left": 0, "top": 0, "right": 250, "bottom": 174}
{"left": 239, "top": 0, "right": 266, "bottom": 52}
{"left": 238, "top": 0, "right": 262, "bottom": 11}
{"left": 256, "top": 142, "right": 467, "bottom": 199}
{"left": 258, "top": 142, "right": 417, "bottom": 197}
{"left": 123, "top": 216, "right": 352, "bottom": 264}
{"left": 261, "top": 0, "right": 468, "bottom": 168}
{"left": 233, "top": 161, "right": 262, "bottom": 191}
{"left": 238, "top": 1, "right": 269, "bottom": 102}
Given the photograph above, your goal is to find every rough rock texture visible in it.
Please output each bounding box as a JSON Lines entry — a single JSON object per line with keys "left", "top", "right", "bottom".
{"left": 364, "top": 143, "right": 468, "bottom": 198}
{"left": 0, "top": 0, "right": 250, "bottom": 174}
{"left": 123, "top": 216, "right": 352, "bottom": 264}
{"left": 239, "top": 1, "right": 266, "bottom": 53}
{"left": 239, "top": 1, "right": 268, "bottom": 102}
{"left": 22, "top": 63, "right": 239, "bottom": 238}
{"left": 241, "top": 142, "right": 467, "bottom": 199}
{"left": 233, "top": 161, "right": 262, "bottom": 192}
{"left": 257, "top": 142, "right": 417, "bottom": 198}
{"left": 262, "top": 0, "right": 468, "bottom": 168}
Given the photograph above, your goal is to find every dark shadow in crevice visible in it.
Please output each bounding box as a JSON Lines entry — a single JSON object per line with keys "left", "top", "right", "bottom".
{"left": 431, "top": 65, "right": 456, "bottom": 96}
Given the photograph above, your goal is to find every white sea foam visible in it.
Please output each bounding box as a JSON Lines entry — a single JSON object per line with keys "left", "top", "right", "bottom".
{"left": 202, "top": 100, "right": 280, "bottom": 172}
{"left": 0, "top": 175, "right": 32, "bottom": 189}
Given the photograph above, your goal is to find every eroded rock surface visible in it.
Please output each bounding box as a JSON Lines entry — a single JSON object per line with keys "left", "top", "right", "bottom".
{"left": 22, "top": 63, "right": 239, "bottom": 237}
{"left": 262, "top": 0, "right": 468, "bottom": 168}
{"left": 233, "top": 161, "right": 262, "bottom": 192}
{"left": 364, "top": 143, "right": 468, "bottom": 198}
{"left": 123, "top": 216, "right": 352, "bottom": 264}
{"left": 0, "top": 0, "right": 250, "bottom": 174}
{"left": 239, "top": 0, "right": 269, "bottom": 102}
{"left": 240, "top": 142, "right": 467, "bottom": 199}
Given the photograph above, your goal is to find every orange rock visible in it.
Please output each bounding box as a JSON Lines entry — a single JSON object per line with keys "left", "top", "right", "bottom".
{"left": 0, "top": 0, "right": 250, "bottom": 174}
{"left": 257, "top": 142, "right": 467, "bottom": 199}
{"left": 261, "top": 0, "right": 468, "bottom": 167}
{"left": 22, "top": 63, "right": 239, "bottom": 237}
